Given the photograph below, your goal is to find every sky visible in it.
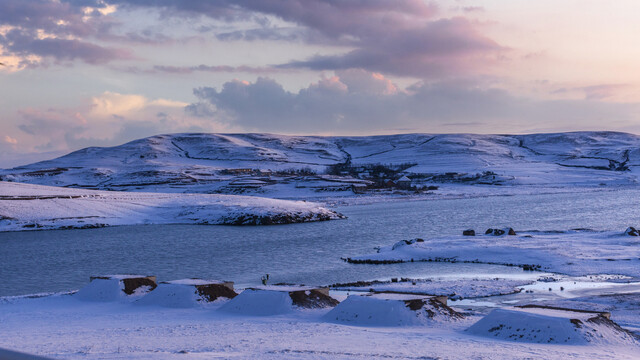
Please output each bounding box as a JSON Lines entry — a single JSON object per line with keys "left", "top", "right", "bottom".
{"left": 2, "top": 0, "right": 640, "bottom": 167}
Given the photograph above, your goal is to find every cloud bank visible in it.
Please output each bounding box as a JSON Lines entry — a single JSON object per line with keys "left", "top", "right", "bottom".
{"left": 187, "top": 70, "right": 640, "bottom": 134}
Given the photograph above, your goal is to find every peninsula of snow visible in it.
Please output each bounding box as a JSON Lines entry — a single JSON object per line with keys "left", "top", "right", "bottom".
{"left": 0, "top": 181, "right": 343, "bottom": 232}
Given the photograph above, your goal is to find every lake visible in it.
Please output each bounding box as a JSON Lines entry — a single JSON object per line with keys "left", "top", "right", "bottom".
{"left": 1, "top": 189, "right": 639, "bottom": 296}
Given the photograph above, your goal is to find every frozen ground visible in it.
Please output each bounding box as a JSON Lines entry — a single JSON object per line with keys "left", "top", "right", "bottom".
{"left": 0, "top": 181, "right": 342, "bottom": 231}
{"left": 1, "top": 288, "right": 639, "bottom": 360}
{"left": 345, "top": 230, "right": 640, "bottom": 277}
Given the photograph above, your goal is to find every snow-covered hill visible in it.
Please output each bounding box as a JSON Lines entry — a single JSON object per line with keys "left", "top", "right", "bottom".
{"left": 0, "top": 182, "right": 342, "bottom": 231}
{"left": 2, "top": 132, "right": 640, "bottom": 196}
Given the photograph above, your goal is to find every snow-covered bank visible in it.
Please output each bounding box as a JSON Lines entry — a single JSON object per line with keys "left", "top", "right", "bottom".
{"left": 0, "top": 182, "right": 343, "bottom": 232}
{"left": 345, "top": 230, "right": 640, "bottom": 278}
{"left": 333, "top": 277, "right": 534, "bottom": 299}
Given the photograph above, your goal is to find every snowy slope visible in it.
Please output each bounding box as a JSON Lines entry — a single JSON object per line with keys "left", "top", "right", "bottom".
{"left": 3, "top": 132, "right": 640, "bottom": 195}
{"left": 0, "top": 181, "right": 343, "bottom": 231}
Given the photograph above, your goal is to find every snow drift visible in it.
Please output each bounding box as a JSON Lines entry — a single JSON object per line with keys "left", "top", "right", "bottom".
{"left": 467, "top": 306, "right": 640, "bottom": 345}
{"left": 75, "top": 275, "right": 157, "bottom": 302}
{"left": 218, "top": 286, "right": 338, "bottom": 316}
{"left": 323, "top": 293, "right": 462, "bottom": 327}
{"left": 134, "top": 279, "right": 237, "bottom": 308}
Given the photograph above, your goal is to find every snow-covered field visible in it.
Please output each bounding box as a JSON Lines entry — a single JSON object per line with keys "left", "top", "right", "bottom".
{"left": 0, "top": 181, "right": 342, "bottom": 231}
{"left": 1, "top": 284, "right": 639, "bottom": 360}
{"left": 345, "top": 230, "right": 640, "bottom": 277}
{"left": 3, "top": 132, "right": 640, "bottom": 200}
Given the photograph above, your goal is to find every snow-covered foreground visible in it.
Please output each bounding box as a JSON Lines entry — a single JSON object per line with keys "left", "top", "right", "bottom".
{"left": 345, "top": 230, "right": 640, "bottom": 277}
{"left": 1, "top": 290, "right": 638, "bottom": 360}
{"left": 0, "top": 182, "right": 343, "bottom": 231}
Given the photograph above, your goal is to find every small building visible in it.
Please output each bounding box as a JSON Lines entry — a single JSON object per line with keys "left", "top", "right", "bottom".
{"left": 76, "top": 274, "right": 157, "bottom": 302}
{"left": 396, "top": 175, "right": 412, "bottom": 189}
{"left": 351, "top": 183, "right": 368, "bottom": 194}
{"left": 135, "top": 279, "right": 237, "bottom": 308}
{"left": 323, "top": 293, "right": 461, "bottom": 326}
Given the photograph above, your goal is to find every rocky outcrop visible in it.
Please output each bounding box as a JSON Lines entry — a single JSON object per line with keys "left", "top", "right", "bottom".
{"left": 216, "top": 211, "right": 345, "bottom": 225}
{"left": 485, "top": 228, "right": 516, "bottom": 236}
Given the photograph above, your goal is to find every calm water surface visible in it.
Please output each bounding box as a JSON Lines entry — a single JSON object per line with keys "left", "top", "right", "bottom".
{"left": 1, "top": 189, "right": 639, "bottom": 296}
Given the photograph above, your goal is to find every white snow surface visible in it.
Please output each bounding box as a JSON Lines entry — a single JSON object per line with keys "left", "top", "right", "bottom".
{"left": 347, "top": 230, "right": 640, "bottom": 277}
{"left": 0, "top": 181, "right": 342, "bottom": 231}
{"left": 2, "top": 293, "right": 639, "bottom": 359}
{"left": 218, "top": 289, "right": 295, "bottom": 316}
{"left": 335, "top": 278, "right": 533, "bottom": 299}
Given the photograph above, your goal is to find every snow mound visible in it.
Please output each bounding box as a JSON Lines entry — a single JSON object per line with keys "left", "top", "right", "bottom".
{"left": 135, "top": 279, "right": 237, "bottom": 308}
{"left": 76, "top": 275, "right": 156, "bottom": 302}
{"left": 218, "top": 286, "right": 338, "bottom": 316}
{"left": 323, "top": 293, "right": 462, "bottom": 327}
{"left": 467, "top": 306, "right": 640, "bottom": 345}
{"left": 218, "top": 289, "right": 294, "bottom": 316}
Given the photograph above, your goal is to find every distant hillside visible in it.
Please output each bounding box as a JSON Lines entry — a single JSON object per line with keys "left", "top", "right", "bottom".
{"left": 2, "top": 132, "right": 639, "bottom": 196}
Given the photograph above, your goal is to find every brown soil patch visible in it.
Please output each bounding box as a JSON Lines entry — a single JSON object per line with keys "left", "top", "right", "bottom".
{"left": 289, "top": 289, "right": 339, "bottom": 308}
{"left": 195, "top": 284, "right": 238, "bottom": 301}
